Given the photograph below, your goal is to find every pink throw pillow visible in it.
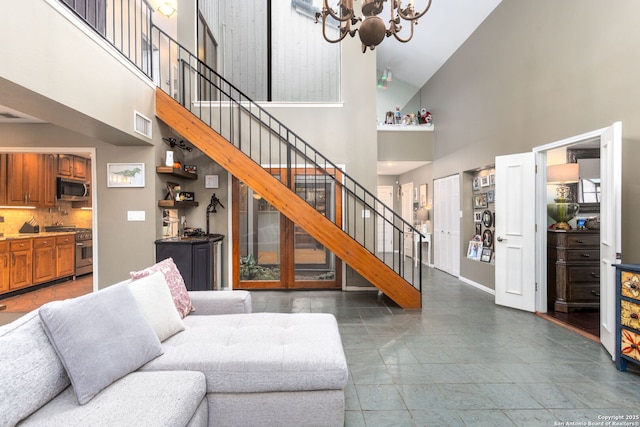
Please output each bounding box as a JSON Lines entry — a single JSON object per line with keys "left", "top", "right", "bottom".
{"left": 131, "top": 258, "right": 193, "bottom": 318}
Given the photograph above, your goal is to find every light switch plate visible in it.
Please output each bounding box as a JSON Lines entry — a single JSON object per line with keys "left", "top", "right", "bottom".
{"left": 205, "top": 174, "right": 219, "bottom": 188}
{"left": 127, "top": 211, "right": 146, "bottom": 221}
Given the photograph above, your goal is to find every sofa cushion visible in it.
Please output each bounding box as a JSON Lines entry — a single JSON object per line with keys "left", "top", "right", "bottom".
{"left": 39, "top": 284, "right": 163, "bottom": 405}
{"left": 19, "top": 371, "right": 207, "bottom": 426}
{"left": 141, "top": 313, "right": 348, "bottom": 393}
{"left": 0, "top": 310, "right": 70, "bottom": 427}
{"left": 129, "top": 270, "right": 185, "bottom": 341}
{"left": 131, "top": 257, "right": 193, "bottom": 318}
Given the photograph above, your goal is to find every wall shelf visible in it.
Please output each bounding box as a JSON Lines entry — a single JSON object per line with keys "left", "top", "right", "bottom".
{"left": 158, "top": 200, "right": 199, "bottom": 208}
{"left": 156, "top": 166, "right": 198, "bottom": 180}
{"left": 377, "top": 124, "right": 434, "bottom": 132}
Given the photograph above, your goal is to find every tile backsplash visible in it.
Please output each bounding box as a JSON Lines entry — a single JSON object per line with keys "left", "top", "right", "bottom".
{"left": 0, "top": 202, "right": 92, "bottom": 234}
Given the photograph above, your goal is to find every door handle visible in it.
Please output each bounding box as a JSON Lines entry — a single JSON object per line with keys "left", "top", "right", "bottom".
{"left": 496, "top": 237, "right": 507, "bottom": 242}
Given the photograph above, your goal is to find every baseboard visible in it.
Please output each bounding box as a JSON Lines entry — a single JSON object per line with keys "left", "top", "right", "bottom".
{"left": 458, "top": 276, "right": 496, "bottom": 295}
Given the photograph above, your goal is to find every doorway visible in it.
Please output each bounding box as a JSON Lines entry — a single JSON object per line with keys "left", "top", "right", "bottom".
{"left": 544, "top": 142, "right": 601, "bottom": 337}
{"left": 401, "top": 183, "right": 414, "bottom": 258}
{"left": 232, "top": 167, "right": 342, "bottom": 289}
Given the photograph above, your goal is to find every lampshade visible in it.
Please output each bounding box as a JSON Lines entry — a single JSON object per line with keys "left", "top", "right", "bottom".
{"left": 547, "top": 163, "right": 579, "bottom": 184}
{"left": 416, "top": 207, "right": 429, "bottom": 222}
{"left": 547, "top": 163, "right": 580, "bottom": 230}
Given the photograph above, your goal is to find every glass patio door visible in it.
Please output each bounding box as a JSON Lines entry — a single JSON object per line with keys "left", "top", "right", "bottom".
{"left": 233, "top": 168, "right": 341, "bottom": 289}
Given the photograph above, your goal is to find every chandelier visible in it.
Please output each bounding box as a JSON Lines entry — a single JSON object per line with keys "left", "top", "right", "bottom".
{"left": 316, "top": 0, "right": 432, "bottom": 53}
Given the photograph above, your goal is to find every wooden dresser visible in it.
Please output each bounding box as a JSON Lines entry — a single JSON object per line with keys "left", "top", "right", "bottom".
{"left": 547, "top": 230, "right": 600, "bottom": 313}
{"left": 615, "top": 264, "right": 640, "bottom": 371}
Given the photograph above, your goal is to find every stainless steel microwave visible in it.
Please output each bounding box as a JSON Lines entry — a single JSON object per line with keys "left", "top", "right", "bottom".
{"left": 56, "top": 177, "right": 90, "bottom": 201}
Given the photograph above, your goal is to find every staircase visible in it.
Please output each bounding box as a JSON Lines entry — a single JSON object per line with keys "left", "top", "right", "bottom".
{"left": 55, "top": 0, "right": 423, "bottom": 309}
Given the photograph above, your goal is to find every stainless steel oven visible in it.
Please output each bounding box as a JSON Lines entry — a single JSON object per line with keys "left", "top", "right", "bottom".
{"left": 75, "top": 228, "right": 93, "bottom": 276}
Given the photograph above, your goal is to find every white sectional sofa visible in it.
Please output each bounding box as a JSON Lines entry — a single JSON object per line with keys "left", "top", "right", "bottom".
{"left": 0, "top": 258, "right": 348, "bottom": 427}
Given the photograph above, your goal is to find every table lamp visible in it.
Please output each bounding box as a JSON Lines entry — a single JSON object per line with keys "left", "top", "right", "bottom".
{"left": 547, "top": 163, "right": 580, "bottom": 230}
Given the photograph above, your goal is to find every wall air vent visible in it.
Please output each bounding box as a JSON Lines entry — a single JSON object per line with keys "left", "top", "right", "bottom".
{"left": 134, "top": 111, "right": 152, "bottom": 138}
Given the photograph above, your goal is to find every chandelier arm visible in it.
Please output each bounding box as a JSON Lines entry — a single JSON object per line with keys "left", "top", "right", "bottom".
{"left": 390, "top": 19, "right": 414, "bottom": 43}
{"left": 321, "top": 14, "right": 352, "bottom": 43}
{"left": 322, "top": 0, "right": 354, "bottom": 23}
{"left": 396, "top": 0, "right": 432, "bottom": 21}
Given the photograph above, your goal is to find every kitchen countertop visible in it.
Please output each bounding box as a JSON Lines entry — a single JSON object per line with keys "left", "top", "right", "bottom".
{"left": 155, "top": 234, "right": 224, "bottom": 244}
{"left": 0, "top": 231, "right": 76, "bottom": 241}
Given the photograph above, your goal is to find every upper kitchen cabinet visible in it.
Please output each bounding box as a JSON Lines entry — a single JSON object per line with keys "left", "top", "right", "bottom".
{"left": 6, "top": 153, "right": 56, "bottom": 208}
{"left": 58, "top": 154, "right": 88, "bottom": 180}
{"left": 0, "top": 154, "right": 7, "bottom": 205}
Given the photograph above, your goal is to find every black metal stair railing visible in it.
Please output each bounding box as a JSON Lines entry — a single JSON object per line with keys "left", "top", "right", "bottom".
{"left": 150, "top": 26, "right": 423, "bottom": 291}
{"left": 54, "top": 0, "right": 424, "bottom": 292}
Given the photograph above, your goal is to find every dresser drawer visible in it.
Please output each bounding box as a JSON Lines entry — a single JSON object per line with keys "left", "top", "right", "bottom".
{"left": 621, "top": 270, "right": 640, "bottom": 301}
{"left": 567, "top": 234, "right": 599, "bottom": 247}
{"left": 565, "top": 248, "right": 600, "bottom": 262}
{"left": 567, "top": 266, "right": 600, "bottom": 283}
{"left": 621, "top": 328, "right": 640, "bottom": 363}
{"left": 568, "top": 283, "right": 599, "bottom": 302}
{"left": 621, "top": 300, "right": 640, "bottom": 330}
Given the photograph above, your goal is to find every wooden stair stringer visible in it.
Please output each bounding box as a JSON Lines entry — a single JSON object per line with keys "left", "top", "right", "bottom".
{"left": 155, "top": 89, "right": 421, "bottom": 309}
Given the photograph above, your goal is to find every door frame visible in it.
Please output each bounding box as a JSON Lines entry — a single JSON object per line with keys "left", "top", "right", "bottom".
{"left": 401, "top": 182, "right": 414, "bottom": 257}
{"left": 231, "top": 166, "right": 343, "bottom": 290}
{"left": 533, "top": 124, "right": 620, "bottom": 313}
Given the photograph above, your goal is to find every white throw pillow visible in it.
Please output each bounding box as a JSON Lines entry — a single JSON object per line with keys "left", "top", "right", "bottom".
{"left": 38, "top": 284, "right": 163, "bottom": 405}
{"left": 129, "top": 270, "right": 185, "bottom": 342}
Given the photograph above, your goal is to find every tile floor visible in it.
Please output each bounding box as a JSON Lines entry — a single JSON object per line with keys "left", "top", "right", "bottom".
{"left": 3, "top": 268, "right": 640, "bottom": 426}
{"left": 251, "top": 268, "right": 640, "bottom": 426}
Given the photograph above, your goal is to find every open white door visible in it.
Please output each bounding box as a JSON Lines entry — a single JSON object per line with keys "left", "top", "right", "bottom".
{"left": 376, "top": 186, "right": 395, "bottom": 253}
{"left": 599, "top": 122, "right": 622, "bottom": 358}
{"left": 495, "top": 152, "right": 536, "bottom": 311}
{"left": 401, "top": 183, "right": 414, "bottom": 257}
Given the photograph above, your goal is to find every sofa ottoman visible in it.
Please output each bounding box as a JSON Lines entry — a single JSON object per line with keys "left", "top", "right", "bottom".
{"left": 141, "top": 312, "right": 348, "bottom": 427}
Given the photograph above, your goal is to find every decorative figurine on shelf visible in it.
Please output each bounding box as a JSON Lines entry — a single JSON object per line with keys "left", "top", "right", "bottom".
{"left": 385, "top": 111, "right": 394, "bottom": 125}
{"left": 394, "top": 106, "right": 402, "bottom": 124}
{"left": 420, "top": 108, "right": 432, "bottom": 126}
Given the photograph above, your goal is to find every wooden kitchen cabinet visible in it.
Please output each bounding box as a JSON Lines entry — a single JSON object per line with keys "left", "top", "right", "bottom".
{"left": 33, "top": 237, "right": 56, "bottom": 285}
{"left": 56, "top": 235, "right": 76, "bottom": 278}
{"left": 10, "top": 239, "right": 32, "bottom": 290}
{"left": 0, "top": 154, "right": 7, "bottom": 206}
{"left": 7, "top": 153, "right": 42, "bottom": 207}
{"left": 42, "top": 154, "right": 57, "bottom": 207}
{"left": 58, "top": 154, "right": 88, "bottom": 180}
{"left": 0, "top": 241, "right": 9, "bottom": 293}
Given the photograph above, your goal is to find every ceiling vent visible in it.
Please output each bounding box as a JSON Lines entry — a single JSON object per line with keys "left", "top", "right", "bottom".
{"left": 134, "top": 111, "right": 152, "bottom": 139}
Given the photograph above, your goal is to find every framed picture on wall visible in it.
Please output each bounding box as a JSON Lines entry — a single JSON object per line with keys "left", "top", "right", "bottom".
{"left": 480, "top": 247, "right": 493, "bottom": 263}
{"left": 107, "top": 163, "right": 145, "bottom": 187}
{"left": 486, "top": 189, "right": 495, "bottom": 203}
{"left": 419, "top": 184, "right": 427, "bottom": 207}
{"left": 473, "top": 177, "right": 480, "bottom": 191}
{"left": 473, "top": 194, "right": 488, "bottom": 209}
{"left": 480, "top": 175, "right": 490, "bottom": 187}
{"left": 489, "top": 173, "right": 496, "bottom": 186}
{"left": 474, "top": 211, "right": 482, "bottom": 222}
{"left": 467, "top": 241, "right": 483, "bottom": 261}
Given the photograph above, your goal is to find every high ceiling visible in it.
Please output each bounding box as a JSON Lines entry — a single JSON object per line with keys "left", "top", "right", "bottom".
{"left": 376, "top": 0, "right": 503, "bottom": 89}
